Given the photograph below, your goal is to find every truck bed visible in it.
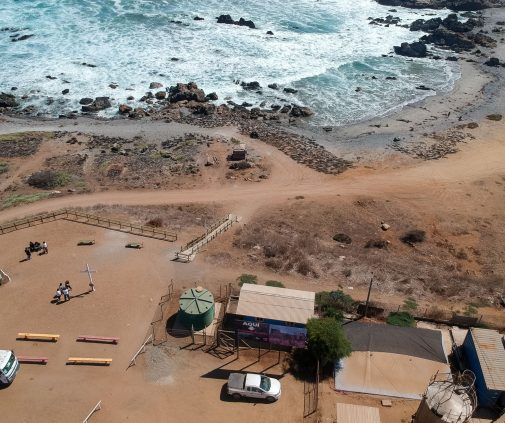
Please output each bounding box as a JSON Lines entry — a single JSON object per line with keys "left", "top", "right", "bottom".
{"left": 228, "top": 373, "right": 246, "bottom": 390}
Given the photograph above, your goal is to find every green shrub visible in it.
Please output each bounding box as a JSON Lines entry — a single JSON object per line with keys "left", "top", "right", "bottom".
{"left": 464, "top": 304, "right": 478, "bottom": 316}
{"left": 316, "top": 290, "right": 355, "bottom": 314}
{"left": 238, "top": 274, "right": 257, "bottom": 286}
{"left": 387, "top": 311, "right": 415, "bottom": 327}
{"left": 2, "top": 192, "right": 51, "bottom": 209}
{"left": 27, "top": 170, "right": 71, "bottom": 189}
{"left": 306, "top": 318, "right": 352, "bottom": 367}
{"left": 0, "top": 162, "right": 8, "bottom": 174}
{"left": 265, "top": 280, "right": 285, "bottom": 288}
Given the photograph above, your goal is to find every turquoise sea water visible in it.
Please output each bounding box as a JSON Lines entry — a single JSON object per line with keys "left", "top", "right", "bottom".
{"left": 0, "top": 0, "right": 457, "bottom": 125}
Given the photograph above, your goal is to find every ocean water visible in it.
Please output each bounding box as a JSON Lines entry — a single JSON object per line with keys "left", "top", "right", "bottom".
{"left": 0, "top": 0, "right": 457, "bottom": 125}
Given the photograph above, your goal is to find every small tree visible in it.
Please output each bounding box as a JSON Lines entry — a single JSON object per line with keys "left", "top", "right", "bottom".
{"left": 237, "top": 274, "right": 257, "bottom": 287}
{"left": 265, "top": 280, "right": 285, "bottom": 288}
{"left": 306, "top": 318, "right": 352, "bottom": 367}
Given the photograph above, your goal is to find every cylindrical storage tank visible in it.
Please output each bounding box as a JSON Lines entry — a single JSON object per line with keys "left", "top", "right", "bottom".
{"left": 178, "top": 286, "right": 215, "bottom": 331}
{"left": 414, "top": 380, "right": 474, "bottom": 423}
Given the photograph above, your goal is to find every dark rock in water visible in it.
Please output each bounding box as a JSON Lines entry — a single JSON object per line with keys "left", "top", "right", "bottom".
{"left": 446, "top": 56, "right": 459, "bottom": 61}
{"left": 0, "top": 92, "right": 18, "bottom": 107}
{"left": 271, "top": 104, "right": 281, "bottom": 111}
{"left": 394, "top": 41, "right": 427, "bottom": 57}
{"left": 149, "top": 82, "right": 163, "bottom": 89}
{"left": 81, "top": 96, "right": 112, "bottom": 112}
{"left": 46, "top": 97, "right": 55, "bottom": 105}
{"left": 484, "top": 57, "right": 500, "bottom": 66}
{"left": 168, "top": 82, "right": 208, "bottom": 103}
{"left": 369, "top": 15, "right": 401, "bottom": 26}
{"left": 81, "top": 62, "right": 97, "bottom": 68}
{"left": 11, "top": 34, "right": 34, "bottom": 42}
{"left": 283, "top": 87, "right": 298, "bottom": 94}
{"left": 421, "top": 28, "right": 476, "bottom": 50}
{"left": 375, "top": 0, "right": 504, "bottom": 12}
{"left": 266, "top": 30, "right": 274, "bottom": 35}
{"left": 241, "top": 81, "right": 261, "bottom": 90}
{"left": 241, "top": 102, "right": 253, "bottom": 107}
{"left": 155, "top": 91, "right": 167, "bottom": 100}
{"left": 442, "top": 13, "right": 475, "bottom": 32}
{"left": 79, "top": 97, "right": 94, "bottom": 105}
{"left": 238, "top": 18, "right": 256, "bottom": 29}
{"left": 385, "top": 76, "right": 397, "bottom": 80}
{"left": 170, "top": 57, "right": 180, "bottom": 61}
{"left": 62, "top": 89, "right": 69, "bottom": 95}
{"left": 416, "top": 85, "right": 432, "bottom": 90}
{"left": 280, "top": 105, "right": 291, "bottom": 113}
{"left": 206, "top": 92, "right": 218, "bottom": 101}
{"left": 268, "top": 83, "right": 279, "bottom": 90}
{"left": 46, "top": 75, "right": 57, "bottom": 80}
{"left": 216, "top": 14, "right": 256, "bottom": 29}
{"left": 11, "top": 87, "right": 17, "bottom": 91}
{"left": 109, "top": 83, "right": 118, "bottom": 89}
{"left": 118, "top": 104, "right": 132, "bottom": 114}
{"left": 410, "top": 17, "right": 442, "bottom": 32}
{"left": 194, "top": 16, "right": 204, "bottom": 21}
{"left": 127, "top": 95, "right": 134, "bottom": 101}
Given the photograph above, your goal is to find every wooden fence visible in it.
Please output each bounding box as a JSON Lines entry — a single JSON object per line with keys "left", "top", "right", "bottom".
{"left": 0, "top": 208, "right": 177, "bottom": 241}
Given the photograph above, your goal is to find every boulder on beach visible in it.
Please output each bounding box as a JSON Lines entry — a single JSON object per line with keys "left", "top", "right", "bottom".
{"left": 393, "top": 41, "right": 427, "bottom": 57}
{"left": 118, "top": 104, "right": 132, "bottom": 114}
{"left": 79, "top": 97, "right": 94, "bottom": 105}
{"left": 410, "top": 17, "right": 442, "bottom": 32}
{"left": 442, "top": 13, "right": 476, "bottom": 32}
{"left": 155, "top": 91, "right": 167, "bottom": 100}
{"left": 421, "top": 28, "right": 476, "bottom": 51}
{"left": 168, "top": 82, "right": 208, "bottom": 103}
{"left": 81, "top": 96, "right": 112, "bottom": 112}
{"left": 206, "top": 92, "right": 218, "bottom": 101}
{"left": 0, "top": 92, "right": 18, "bottom": 108}
{"left": 484, "top": 57, "right": 500, "bottom": 66}
{"left": 149, "top": 82, "right": 163, "bottom": 89}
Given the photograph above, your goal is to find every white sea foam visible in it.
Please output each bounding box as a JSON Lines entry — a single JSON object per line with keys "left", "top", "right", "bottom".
{"left": 0, "top": 0, "right": 456, "bottom": 125}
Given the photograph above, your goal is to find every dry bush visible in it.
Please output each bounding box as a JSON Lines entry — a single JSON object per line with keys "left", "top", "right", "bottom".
{"left": 401, "top": 229, "right": 426, "bottom": 244}
{"left": 146, "top": 217, "right": 164, "bottom": 227}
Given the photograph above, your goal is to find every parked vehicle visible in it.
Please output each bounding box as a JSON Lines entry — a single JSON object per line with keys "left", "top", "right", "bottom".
{"left": 0, "top": 350, "right": 19, "bottom": 385}
{"left": 227, "top": 373, "right": 281, "bottom": 402}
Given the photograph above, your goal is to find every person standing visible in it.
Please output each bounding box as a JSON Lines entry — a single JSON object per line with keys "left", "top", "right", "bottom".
{"left": 24, "top": 247, "right": 31, "bottom": 260}
{"left": 42, "top": 241, "right": 48, "bottom": 254}
{"left": 62, "top": 283, "right": 71, "bottom": 302}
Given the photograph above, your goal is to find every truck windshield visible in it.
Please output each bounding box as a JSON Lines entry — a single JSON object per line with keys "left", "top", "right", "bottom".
{"left": 260, "top": 376, "right": 271, "bottom": 391}
{"left": 3, "top": 353, "right": 15, "bottom": 373}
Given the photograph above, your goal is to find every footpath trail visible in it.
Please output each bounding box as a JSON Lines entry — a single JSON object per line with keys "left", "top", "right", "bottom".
{"left": 0, "top": 122, "right": 504, "bottom": 224}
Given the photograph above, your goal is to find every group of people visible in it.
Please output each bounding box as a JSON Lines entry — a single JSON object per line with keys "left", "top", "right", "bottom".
{"left": 23, "top": 241, "right": 48, "bottom": 260}
{"left": 53, "top": 281, "right": 72, "bottom": 303}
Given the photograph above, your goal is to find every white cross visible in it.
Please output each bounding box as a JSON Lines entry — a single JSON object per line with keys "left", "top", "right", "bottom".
{"left": 81, "top": 263, "right": 96, "bottom": 292}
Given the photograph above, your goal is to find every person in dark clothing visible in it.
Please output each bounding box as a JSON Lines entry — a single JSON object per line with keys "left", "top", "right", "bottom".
{"left": 24, "top": 247, "right": 31, "bottom": 260}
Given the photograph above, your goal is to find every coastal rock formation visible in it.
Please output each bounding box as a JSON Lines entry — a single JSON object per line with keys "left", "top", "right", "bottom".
{"left": 149, "top": 82, "right": 163, "bottom": 89}
{"left": 393, "top": 41, "right": 427, "bottom": 57}
{"left": 168, "top": 82, "right": 207, "bottom": 103}
{"left": 81, "top": 97, "right": 112, "bottom": 112}
{"left": 0, "top": 92, "right": 18, "bottom": 108}
{"left": 118, "top": 104, "right": 132, "bottom": 114}
{"left": 484, "top": 57, "right": 501, "bottom": 66}
{"left": 421, "top": 28, "right": 476, "bottom": 50}
{"left": 442, "top": 13, "right": 477, "bottom": 32}
{"left": 216, "top": 15, "right": 256, "bottom": 29}
{"left": 241, "top": 81, "right": 261, "bottom": 90}
{"left": 11, "top": 34, "right": 34, "bottom": 42}
{"left": 410, "top": 17, "right": 442, "bottom": 31}
{"left": 375, "top": 0, "right": 505, "bottom": 11}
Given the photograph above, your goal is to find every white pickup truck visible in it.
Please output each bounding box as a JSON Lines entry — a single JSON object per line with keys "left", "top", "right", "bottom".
{"left": 227, "top": 373, "right": 281, "bottom": 402}
{"left": 0, "top": 350, "right": 19, "bottom": 385}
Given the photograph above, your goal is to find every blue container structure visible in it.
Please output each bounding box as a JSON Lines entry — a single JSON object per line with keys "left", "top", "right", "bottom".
{"left": 462, "top": 328, "right": 505, "bottom": 411}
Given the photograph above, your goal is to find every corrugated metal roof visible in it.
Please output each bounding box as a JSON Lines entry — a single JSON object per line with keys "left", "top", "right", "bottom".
{"left": 470, "top": 328, "right": 505, "bottom": 391}
{"left": 336, "top": 403, "right": 381, "bottom": 423}
{"left": 235, "top": 284, "right": 315, "bottom": 324}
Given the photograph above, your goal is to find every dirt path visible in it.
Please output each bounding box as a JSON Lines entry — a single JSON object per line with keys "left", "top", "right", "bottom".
{"left": 0, "top": 121, "right": 503, "bottom": 224}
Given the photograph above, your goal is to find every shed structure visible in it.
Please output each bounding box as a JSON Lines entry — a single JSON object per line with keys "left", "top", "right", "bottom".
{"left": 235, "top": 284, "right": 315, "bottom": 325}
{"left": 462, "top": 328, "right": 505, "bottom": 410}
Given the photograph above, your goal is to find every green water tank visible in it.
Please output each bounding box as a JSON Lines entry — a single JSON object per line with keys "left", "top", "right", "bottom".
{"left": 178, "top": 286, "right": 215, "bottom": 331}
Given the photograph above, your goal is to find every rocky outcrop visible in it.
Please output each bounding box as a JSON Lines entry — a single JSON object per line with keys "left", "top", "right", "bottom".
{"left": 0, "top": 92, "right": 18, "bottom": 108}
{"left": 469, "top": 32, "right": 497, "bottom": 47}
{"left": 442, "top": 13, "right": 476, "bottom": 32}
{"left": 216, "top": 15, "right": 255, "bottom": 29}
{"left": 118, "top": 104, "right": 132, "bottom": 114}
{"left": 420, "top": 28, "right": 476, "bottom": 51}
{"left": 410, "top": 17, "right": 442, "bottom": 31}
{"left": 81, "top": 97, "right": 112, "bottom": 112}
{"left": 376, "top": 0, "right": 505, "bottom": 11}
{"left": 393, "top": 41, "right": 428, "bottom": 57}
{"left": 168, "top": 82, "right": 207, "bottom": 103}
{"left": 484, "top": 57, "right": 501, "bottom": 66}
{"left": 241, "top": 81, "right": 261, "bottom": 90}
{"left": 149, "top": 82, "right": 163, "bottom": 89}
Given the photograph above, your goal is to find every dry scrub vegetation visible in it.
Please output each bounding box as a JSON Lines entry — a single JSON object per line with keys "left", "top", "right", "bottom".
{"left": 231, "top": 196, "right": 505, "bottom": 306}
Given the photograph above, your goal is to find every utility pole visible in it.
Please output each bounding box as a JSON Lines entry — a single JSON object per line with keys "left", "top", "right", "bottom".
{"left": 363, "top": 274, "right": 374, "bottom": 318}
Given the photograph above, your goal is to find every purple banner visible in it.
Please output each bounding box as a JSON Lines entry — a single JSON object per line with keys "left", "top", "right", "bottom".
{"left": 235, "top": 320, "right": 269, "bottom": 342}
{"left": 235, "top": 320, "right": 307, "bottom": 348}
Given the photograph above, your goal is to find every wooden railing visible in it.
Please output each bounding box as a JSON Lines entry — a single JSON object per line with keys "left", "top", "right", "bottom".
{"left": 0, "top": 208, "right": 177, "bottom": 241}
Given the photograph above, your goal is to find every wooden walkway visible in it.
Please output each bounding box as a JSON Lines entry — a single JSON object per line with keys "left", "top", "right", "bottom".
{"left": 0, "top": 208, "right": 177, "bottom": 242}
{"left": 175, "top": 214, "right": 238, "bottom": 262}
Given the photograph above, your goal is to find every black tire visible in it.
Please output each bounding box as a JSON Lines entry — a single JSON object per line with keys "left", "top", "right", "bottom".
{"left": 266, "top": 396, "right": 276, "bottom": 403}
{"left": 232, "top": 393, "right": 241, "bottom": 400}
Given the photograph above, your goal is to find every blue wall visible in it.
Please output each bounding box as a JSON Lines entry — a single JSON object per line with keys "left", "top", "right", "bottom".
{"left": 463, "top": 331, "right": 503, "bottom": 408}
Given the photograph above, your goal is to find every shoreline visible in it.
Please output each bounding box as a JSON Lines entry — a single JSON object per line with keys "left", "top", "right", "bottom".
{"left": 1, "top": 9, "right": 504, "bottom": 168}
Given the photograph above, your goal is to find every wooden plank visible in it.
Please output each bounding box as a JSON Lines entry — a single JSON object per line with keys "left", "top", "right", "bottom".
{"left": 17, "top": 333, "right": 60, "bottom": 341}
{"left": 67, "top": 357, "right": 112, "bottom": 365}
{"left": 77, "top": 336, "right": 119, "bottom": 344}
{"left": 17, "top": 356, "right": 49, "bottom": 364}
